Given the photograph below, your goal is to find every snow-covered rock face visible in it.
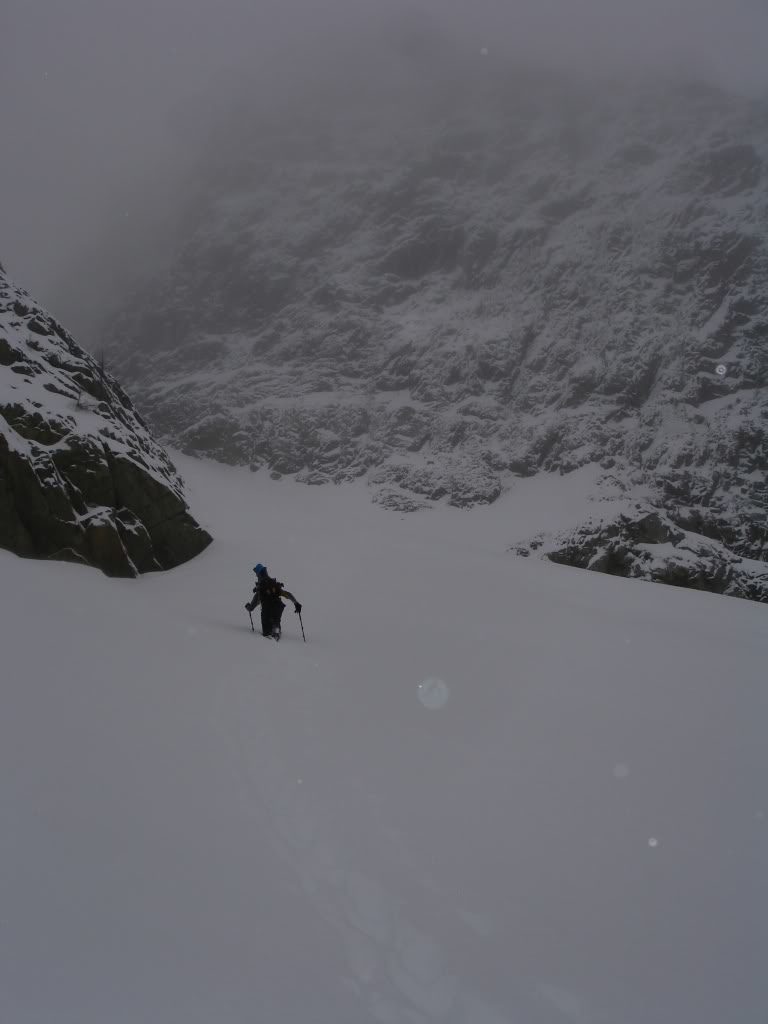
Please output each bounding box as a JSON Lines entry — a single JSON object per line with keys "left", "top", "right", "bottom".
{"left": 515, "top": 503, "right": 768, "bottom": 602}
{"left": 103, "top": 72, "right": 767, "bottom": 591}
{"left": 0, "top": 263, "right": 211, "bottom": 576}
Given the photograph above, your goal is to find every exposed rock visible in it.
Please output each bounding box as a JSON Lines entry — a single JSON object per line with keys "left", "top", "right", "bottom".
{"left": 514, "top": 503, "right": 768, "bottom": 603}
{"left": 0, "top": 264, "right": 211, "bottom": 576}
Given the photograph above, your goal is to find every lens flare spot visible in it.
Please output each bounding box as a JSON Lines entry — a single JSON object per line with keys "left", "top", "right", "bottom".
{"left": 418, "top": 677, "right": 449, "bottom": 709}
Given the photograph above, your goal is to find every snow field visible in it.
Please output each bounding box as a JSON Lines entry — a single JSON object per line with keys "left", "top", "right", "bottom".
{"left": 1, "top": 455, "right": 766, "bottom": 1023}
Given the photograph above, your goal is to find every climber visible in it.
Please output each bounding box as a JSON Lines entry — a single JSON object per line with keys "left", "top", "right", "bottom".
{"left": 245, "top": 563, "right": 302, "bottom": 641}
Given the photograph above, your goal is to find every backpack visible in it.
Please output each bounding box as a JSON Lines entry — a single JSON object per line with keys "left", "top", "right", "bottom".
{"left": 259, "top": 575, "right": 284, "bottom": 603}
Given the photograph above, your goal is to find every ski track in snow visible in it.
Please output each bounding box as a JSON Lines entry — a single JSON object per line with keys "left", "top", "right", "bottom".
{"left": 1, "top": 454, "right": 766, "bottom": 1024}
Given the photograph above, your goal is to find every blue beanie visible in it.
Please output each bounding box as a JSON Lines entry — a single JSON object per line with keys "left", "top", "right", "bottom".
{"left": 254, "top": 563, "right": 267, "bottom": 575}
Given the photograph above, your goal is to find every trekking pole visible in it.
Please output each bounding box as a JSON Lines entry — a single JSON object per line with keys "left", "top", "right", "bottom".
{"left": 247, "top": 608, "right": 254, "bottom": 632}
{"left": 297, "top": 609, "right": 306, "bottom": 642}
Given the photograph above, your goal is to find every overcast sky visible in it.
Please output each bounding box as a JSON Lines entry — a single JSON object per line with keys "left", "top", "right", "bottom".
{"left": 2, "top": 0, "right": 767, "bottom": 319}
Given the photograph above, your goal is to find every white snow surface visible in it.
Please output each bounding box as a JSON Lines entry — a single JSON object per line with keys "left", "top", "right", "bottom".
{"left": 1, "top": 454, "right": 766, "bottom": 1024}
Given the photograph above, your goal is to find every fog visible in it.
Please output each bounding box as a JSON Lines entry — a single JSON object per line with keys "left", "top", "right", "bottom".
{"left": 2, "top": 0, "right": 767, "bottom": 328}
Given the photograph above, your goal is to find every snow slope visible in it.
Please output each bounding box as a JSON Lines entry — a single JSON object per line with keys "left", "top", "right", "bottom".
{"left": 1, "top": 455, "right": 766, "bottom": 1023}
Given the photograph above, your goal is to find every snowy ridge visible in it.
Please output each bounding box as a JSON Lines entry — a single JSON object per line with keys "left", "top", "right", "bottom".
{"left": 0, "top": 263, "right": 211, "bottom": 574}
{"left": 103, "top": 73, "right": 767, "bottom": 589}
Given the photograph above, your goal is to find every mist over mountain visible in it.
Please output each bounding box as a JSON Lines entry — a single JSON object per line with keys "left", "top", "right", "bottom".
{"left": 95, "top": 63, "right": 768, "bottom": 598}
{"left": 3, "top": 0, "right": 766, "bottom": 599}
{"left": 3, "top": 0, "right": 768, "bottom": 314}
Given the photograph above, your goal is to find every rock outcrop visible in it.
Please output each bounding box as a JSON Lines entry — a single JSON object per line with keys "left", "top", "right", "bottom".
{"left": 514, "top": 502, "right": 768, "bottom": 602}
{"left": 0, "top": 262, "right": 211, "bottom": 576}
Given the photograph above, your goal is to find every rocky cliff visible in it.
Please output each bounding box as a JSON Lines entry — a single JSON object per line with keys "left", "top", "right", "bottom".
{"left": 101, "top": 69, "right": 767, "bottom": 597}
{"left": 0, "top": 262, "right": 211, "bottom": 576}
